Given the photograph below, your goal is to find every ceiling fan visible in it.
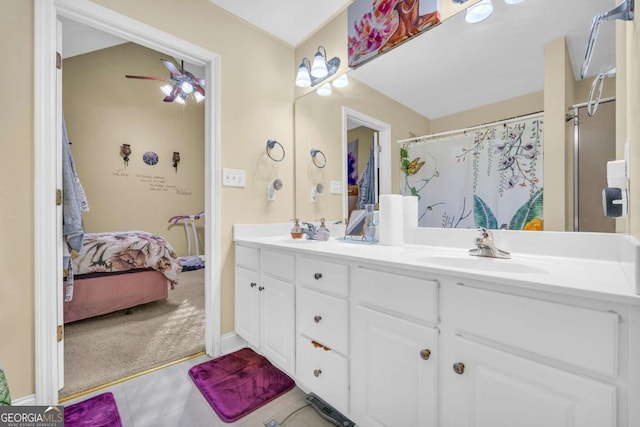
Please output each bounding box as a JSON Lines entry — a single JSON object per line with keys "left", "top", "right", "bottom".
{"left": 125, "top": 59, "right": 205, "bottom": 104}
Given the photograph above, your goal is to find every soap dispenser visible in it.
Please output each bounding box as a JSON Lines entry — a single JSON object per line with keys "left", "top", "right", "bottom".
{"left": 316, "top": 218, "right": 330, "bottom": 241}
{"left": 290, "top": 219, "right": 303, "bottom": 239}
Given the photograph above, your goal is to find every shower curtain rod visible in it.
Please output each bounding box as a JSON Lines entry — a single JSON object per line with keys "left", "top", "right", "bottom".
{"left": 398, "top": 111, "right": 544, "bottom": 145}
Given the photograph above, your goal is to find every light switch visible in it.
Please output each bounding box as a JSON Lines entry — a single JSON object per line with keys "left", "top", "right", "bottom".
{"left": 222, "top": 168, "right": 246, "bottom": 187}
{"left": 330, "top": 180, "right": 343, "bottom": 194}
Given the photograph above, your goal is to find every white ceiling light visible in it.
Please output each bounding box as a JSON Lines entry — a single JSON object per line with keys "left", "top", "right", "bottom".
{"left": 465, "top": 0, "right": 494, "bottom": 23}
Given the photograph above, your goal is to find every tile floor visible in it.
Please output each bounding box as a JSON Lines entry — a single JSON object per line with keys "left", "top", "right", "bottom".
{"left": 62, "top": 354, "right": 336, "bottom": 427}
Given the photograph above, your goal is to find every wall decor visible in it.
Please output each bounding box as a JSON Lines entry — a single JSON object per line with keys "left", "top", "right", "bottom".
{"left": 143, "top": 151, "right": 159, "bottom": 166}
{"left": 121, "top": 144, "right": 132, "bottom": 168}
{"left": 348, "top": 0, "right": 441, "bottom": 68}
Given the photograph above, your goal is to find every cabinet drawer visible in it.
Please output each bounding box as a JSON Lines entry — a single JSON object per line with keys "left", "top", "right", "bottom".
{"left": 235, "top": 244, "right": 259, "bottom": 270}
{"left": 296, "top": 336, "right": 349, "bottom": 414}
{"left": 297, "top": 287, "right": 348, "bottom": 355}
{"left": 449, "top": 284, "right": 619, "bottom": 377}
{"left": 298, "top": 257, "right": 349, "bottom": 297}
{"left": 353, "top": 266, "right": 439, "bottom": 325}
{"left": 262, "top": 250, "right": 295, "bottom": 282}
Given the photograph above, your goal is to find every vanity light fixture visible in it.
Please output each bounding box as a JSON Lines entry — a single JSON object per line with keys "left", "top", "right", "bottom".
{"left": 465, "top": 0, "right": 494, "bottom": 23}
{"left": 317, "top": 83, "right": 332, "bottom": 96}
{"left": 295, "top": 46, "right": 341, "bottom": 88}
{"left": 332, "top": 74, "right": 349, "bottom": 88}
{"left": 121, "top": 144, "right": 132, "bottom": 168}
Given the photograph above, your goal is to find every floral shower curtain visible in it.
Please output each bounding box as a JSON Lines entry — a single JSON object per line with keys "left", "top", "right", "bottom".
{"left": 400, "top": 116, "right": 544, "bottom": 230}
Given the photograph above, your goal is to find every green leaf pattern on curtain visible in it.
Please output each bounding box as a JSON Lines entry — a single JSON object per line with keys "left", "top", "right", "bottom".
{"left": 0, "top": 368, "right": 11, "bottom": 406}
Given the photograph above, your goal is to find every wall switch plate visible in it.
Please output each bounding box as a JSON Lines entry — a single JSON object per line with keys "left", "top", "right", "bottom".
{"left": 222, "top": 168, "right": 246, "bottom": 187}
{"left": 330, "top": 180, "right": 343, "bottom": 194}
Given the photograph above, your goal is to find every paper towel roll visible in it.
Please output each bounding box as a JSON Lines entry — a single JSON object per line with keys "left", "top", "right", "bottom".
{"left": 379, "top": 194, "right": 404, "bottom": 246}
{"left": 403, "top": 195, "right": 418, "bottom": 228}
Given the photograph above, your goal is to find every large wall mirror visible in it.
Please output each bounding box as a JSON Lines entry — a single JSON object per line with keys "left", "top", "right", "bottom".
{"left": 294, "top": 0, "right": 622, "bottom": 233}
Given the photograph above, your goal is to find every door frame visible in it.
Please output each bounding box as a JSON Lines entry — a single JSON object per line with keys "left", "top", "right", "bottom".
{"left": 342, "top": 107, "right": 391, "bottom": 220}
{"left": 34, "top": 0, "right": 221, "bottom": 404}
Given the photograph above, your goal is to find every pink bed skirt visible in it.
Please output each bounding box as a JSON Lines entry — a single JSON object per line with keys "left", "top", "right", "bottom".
{"left": 64, "top": 270, "right": 169, "bottom": 323}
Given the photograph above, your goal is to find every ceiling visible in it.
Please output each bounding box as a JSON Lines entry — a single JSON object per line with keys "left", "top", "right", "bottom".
{"left": 62, "top": 0, "right": 619, "bottom": 119}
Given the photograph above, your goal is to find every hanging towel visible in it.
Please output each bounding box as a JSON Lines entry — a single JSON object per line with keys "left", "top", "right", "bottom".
{"left": 356, "top": 147, "right": 376, "bottom": 209}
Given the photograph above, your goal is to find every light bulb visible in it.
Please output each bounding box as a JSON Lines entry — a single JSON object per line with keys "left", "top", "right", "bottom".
{"left": 295, "top": 63, "right": 311, "bottom": 88}
{"left": 181, "top": 81, "right": 194, "bottom": 94}
{"left": 465, "top": 0, "right": 494, "bottom": 23}
{"left": 332, "top": 74, "right": 349, "bottom": 88}
{"left": 194, "top": 91, "right": 205, "bottom": 103}
{"left": 311, "top": 51, "right": 328, "bottom": 78}
{"left": 160, "top": 84, "right": 173, "bottom": 96}
{"left": 316, "top": 83, "right": 332, "bottom": 96}
{"left": 175, "top": 95, "right": 186, "bottom": 105}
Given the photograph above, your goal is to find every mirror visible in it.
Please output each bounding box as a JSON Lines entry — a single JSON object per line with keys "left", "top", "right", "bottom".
{"left": 294, "top": 0, "right": 621, "bottom": 233}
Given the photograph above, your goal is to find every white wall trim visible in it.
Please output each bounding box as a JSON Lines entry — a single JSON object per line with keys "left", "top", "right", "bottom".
{"left": 12, "top": 394, "right": 37, "bottom": 407}
{"left": 342, "top": 107, "right": 392, "bottom": 219}
{"left": 220, "top": 332, "right": 247, "bottom": 355}
{"left": 35, "top": 0, "right": 221, "bottom": 405}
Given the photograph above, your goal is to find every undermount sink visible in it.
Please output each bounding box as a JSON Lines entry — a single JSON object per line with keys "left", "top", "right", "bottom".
{"left": 414, "top": 254, "right": 550, "bottom": 275}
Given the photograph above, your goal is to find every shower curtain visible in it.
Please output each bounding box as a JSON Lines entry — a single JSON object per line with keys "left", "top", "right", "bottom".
{"left": 401, "top": 117, "right": 544, "bottom": 230}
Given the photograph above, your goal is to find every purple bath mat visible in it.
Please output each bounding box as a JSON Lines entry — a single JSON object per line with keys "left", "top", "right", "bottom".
{"left": 64, "top": 392, "right": 123, "bottom": 427}
{"left": 189, "top": 347, "right": 295, "bottom": 422}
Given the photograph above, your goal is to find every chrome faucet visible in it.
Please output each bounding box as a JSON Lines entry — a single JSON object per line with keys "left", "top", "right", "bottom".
{"left": 469, "top": 227, "right": 511, "bottom": 259}
{"left": 301, "top": 222, "right": 318, "bottom": 240}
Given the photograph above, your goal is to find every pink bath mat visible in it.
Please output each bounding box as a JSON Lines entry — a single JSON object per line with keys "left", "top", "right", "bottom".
{"left": 189, "top": 348, "right": 295, "bottom": 422}
{"left": 64, "top": 392, "right": 123, "bottom": 427}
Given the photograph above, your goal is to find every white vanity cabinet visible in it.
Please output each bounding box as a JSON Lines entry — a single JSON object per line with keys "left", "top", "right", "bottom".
{"left": 234, "top": 243, "right": 295, "bottom": 374}
{"left": 295, "top": 255, "right": 350, "bottom": 414}
{"left": 350, "top": 266, "right": 440, "bottom": 427}
{"left": 440, "top": 281, "right": 619, "bottom": 427}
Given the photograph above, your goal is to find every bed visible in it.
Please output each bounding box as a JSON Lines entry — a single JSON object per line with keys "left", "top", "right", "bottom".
{"left": 63, "top": 231, "right": 183, "bottom": 323}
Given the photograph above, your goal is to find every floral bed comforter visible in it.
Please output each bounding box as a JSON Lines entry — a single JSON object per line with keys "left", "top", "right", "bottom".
{"left": 71, "top": 231, "right": 182, "bottom": 284}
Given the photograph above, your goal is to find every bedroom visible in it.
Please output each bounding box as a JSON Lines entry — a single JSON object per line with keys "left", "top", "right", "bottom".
{"left": 60, "top": 36, "right": 206, "bottom": 398}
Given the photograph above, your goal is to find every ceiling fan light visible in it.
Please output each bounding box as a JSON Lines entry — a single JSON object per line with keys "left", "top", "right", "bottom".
{"left": 316, "top": 83, "right": 332, "bottom": 97}
{"left": 465, "top": 0, "right": 494, "bottom": 24}
{"left": 194, "top": 91, "right": 205, "bottom": 103}
{"left": 311, "top": 51, "right": 329, "bottom": 78}
{"left": 175, "top": 95, "right": 186, "bottom": 105}
{"left": 295, "top": 63, "right": 312, "bottom": 88}
{"left": 181, "top": 81, "right": 194, "bottom": 94}
{"left": 160, "top": 84, "right": 173, "bottom": 96}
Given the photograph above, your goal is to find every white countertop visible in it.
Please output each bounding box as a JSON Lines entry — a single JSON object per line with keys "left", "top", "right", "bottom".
{"left": 234, "top": 224, "right": 640, "bottom": 306}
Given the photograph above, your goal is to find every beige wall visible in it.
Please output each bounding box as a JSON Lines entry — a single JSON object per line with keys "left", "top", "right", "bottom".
{"left": 63, "top": 43, "right": 205, "bottom": 257}
{"left": 2, "top": 0, "right": 294, "bottom": 399}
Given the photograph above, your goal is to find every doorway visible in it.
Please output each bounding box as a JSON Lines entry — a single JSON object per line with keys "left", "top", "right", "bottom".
{"left": 35, "top": 0, "right": 221, "bottom": 405}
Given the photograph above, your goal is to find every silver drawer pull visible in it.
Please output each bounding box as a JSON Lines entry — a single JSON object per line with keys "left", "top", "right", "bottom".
{"left": 313, "top": 369, "right": 322, "bottom": 377}
{"left": 250, "top": 282, "right": 256, "bottom": 288}
{"left": 314, "top": 315, "right": 322, "bottom": 323}
{"left": 419, "top": 349, "right": 431, "bottom": 360}
{"left": 314, "top": 273, "right": 323, "bottom": 280}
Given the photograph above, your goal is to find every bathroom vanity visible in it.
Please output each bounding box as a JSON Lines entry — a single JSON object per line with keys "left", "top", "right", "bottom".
{"left": 233, "top": 225, "right": 640, "bottom": 427}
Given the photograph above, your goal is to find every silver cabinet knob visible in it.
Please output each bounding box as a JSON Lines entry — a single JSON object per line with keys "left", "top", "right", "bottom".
{"left": 258, "top": 286, "right": 265, "bottom": 291}
{"left": 314, "top": 315, "right": 322, "bottom": 323}
{"left": 314, "top": 273, "right": 323, "bottom": 280}
{"left": 250, "top": 282, "right": 256, "bottom": 288}
{"left": 313, "top": 369, "right": 322, "bottom": 377}
{"left": 453, "top": 362, "right": 465, "bottom": 375}
{"left": 419, "top": 349, "right": 431, "bottom": 360}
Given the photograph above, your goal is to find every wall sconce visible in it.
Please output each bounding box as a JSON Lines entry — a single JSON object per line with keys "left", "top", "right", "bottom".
{"left": 310, "top": 148, "right": 327, "bottom": 168}
{"left": 267, "top": 178, "right": 283, "bottom": 202}
{"left": 172, "top": 152, "right": 180, "bottom": 172}
{"left": 311, "top": 183, "right": 325, "bottom": 203}
{"left": 295, "top": 46, "right": 340, "bottom": 88}
{"left": 266, "top": 139, "right": 285, "bottom": 162}
{"left": 121, "top": 144, "right": 132, "bottom": 168}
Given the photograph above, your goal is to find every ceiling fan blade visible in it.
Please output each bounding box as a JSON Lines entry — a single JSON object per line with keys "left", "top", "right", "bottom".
{"left": 196, "top": 79, "right": 205, "bottom": 86}
{"left": 163, "top": 85, "right": 180, "bottom": 102}
{"left": 125, "top": 75, "right": 167, "bottom": 81}
{"left": 161, "top": 59, "right": 183, "bottom": 77}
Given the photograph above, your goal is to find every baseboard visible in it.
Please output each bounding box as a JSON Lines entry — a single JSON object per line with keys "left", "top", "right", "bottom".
{"left": 12, "top": 394, "right": 36, "bottom": 406}
{"left": 220, "top": 332, "right": 247, "bottom": 355}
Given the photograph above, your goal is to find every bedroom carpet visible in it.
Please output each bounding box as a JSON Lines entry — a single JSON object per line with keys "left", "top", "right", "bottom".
{"left": 60, "top": 268, "right": 205, "bottom": 398}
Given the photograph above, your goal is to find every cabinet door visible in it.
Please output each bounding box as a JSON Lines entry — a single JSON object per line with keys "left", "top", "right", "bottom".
{"left": 234, "top": 266, "right": 259, "bottom": 348}
{"left": 351, "top": 305, "right": 438, "bottom": 427}
{"left": 444, "top": 337, "right": 616, "bottom": 427}
{"left": 260, "top": 275, "right": 295, "bottom": 374}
